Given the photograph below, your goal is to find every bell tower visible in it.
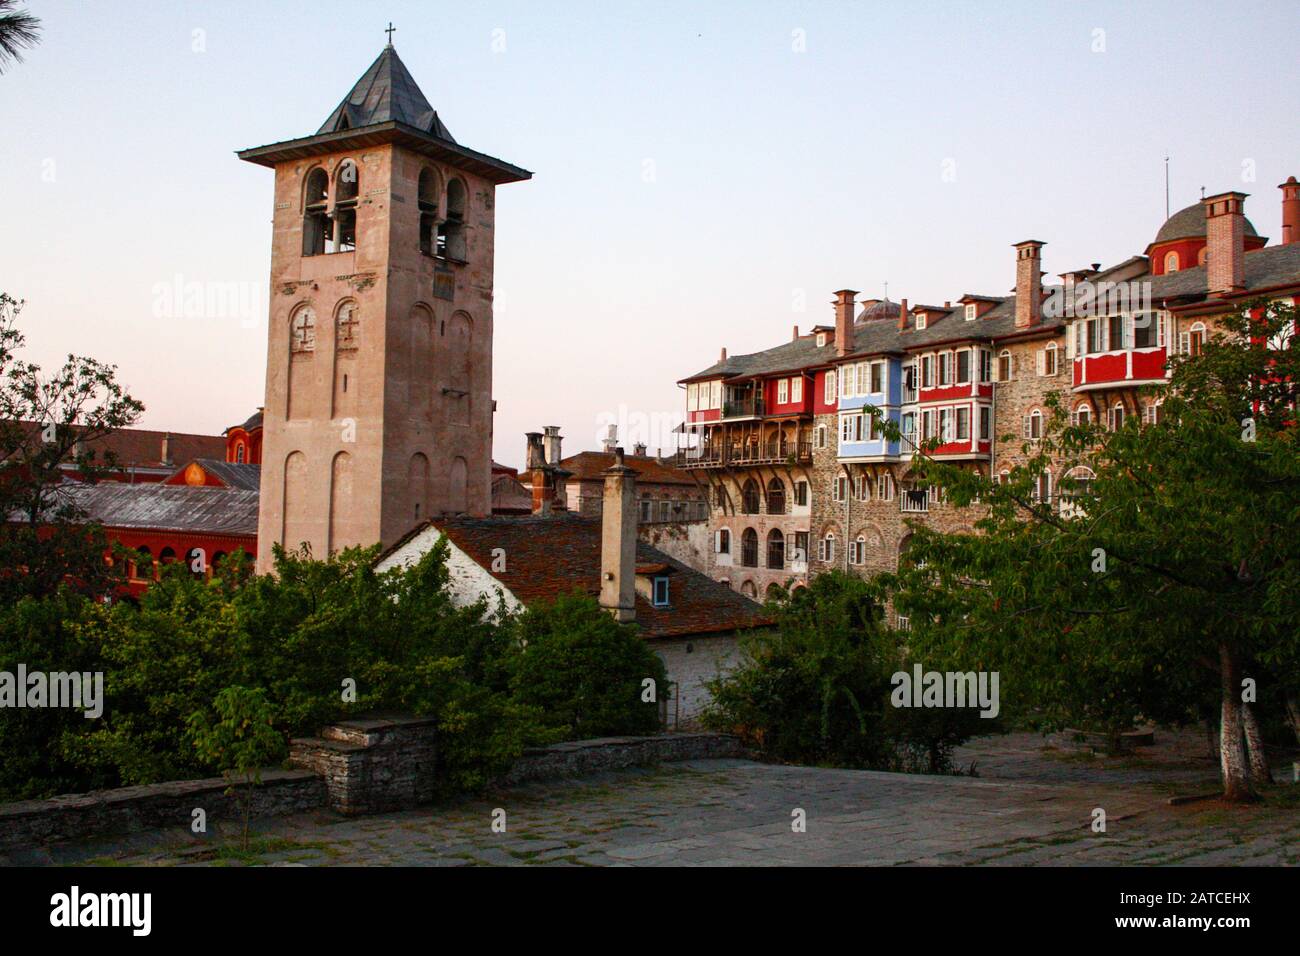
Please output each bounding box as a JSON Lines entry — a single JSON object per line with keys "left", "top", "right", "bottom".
{"left": 239, "top": 41, "right": 531, "bottom": 571}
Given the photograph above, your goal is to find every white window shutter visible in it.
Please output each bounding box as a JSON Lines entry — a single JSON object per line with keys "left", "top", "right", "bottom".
{"left": 1023, "top": 414, "right": 1031, "bottom": 439}
{"left": 1178, "top": 331, "right": 1189, "bottom": 355}
{"left": 1065, "top": 326, "right": 1076, "bottom": 360}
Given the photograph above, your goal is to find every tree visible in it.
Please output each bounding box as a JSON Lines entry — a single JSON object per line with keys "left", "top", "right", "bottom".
{"left": 0, "top": 293, "right": 144, "bottom": 600}
{"left": 509, "top": 592, "right": 668, "bottom": 740}
{"left": 888, "top": 299, "right": 1300, "bottom": 802}
{"left": 186, "top": 686, "right": 286, "bottom": 850}
{"left": 0, "top": 1, "right": 40, "bottom": 73}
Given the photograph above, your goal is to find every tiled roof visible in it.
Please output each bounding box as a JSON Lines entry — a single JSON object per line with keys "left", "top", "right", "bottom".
{"left": 170, "top": 459, "right": 261, "bottom": 492}
{"left": 491, "top": 474, "right": 532, "bottom": 513}
{"left": 318, "top": 45, "right": 455, "bottom": 142}
{"left": 59, "top": 483, "right": 259, "bottom": 536}
{"left": 5, "top": 422, "right": 227, "bottom": 474}
{"left": 680, "top": 243, "right": 1300, "bottom": 382}
{"left": 526, "top": 451, "right": 698, "bottom": 487}
{"left": 226, "top": 410, "right": 262, "bottom": 434}
{"left": 381, "top": 514, "right": 772, "bottom": 640}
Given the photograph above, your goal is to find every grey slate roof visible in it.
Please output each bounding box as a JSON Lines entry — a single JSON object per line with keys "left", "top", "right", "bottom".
{"left": 1153, "top": 202, "right": 1259, "bottom": 245}
{"left": 62, "top": 484, "right": 260, "bottom": 536}
{"left": 680, "top": 242, "right": 1300, "bottom": 383}
{"left": 318, "top": 45, "right": 455, "bottom": 142}
{"left": 179, "top": 459, "right": 261, "bottom": 492}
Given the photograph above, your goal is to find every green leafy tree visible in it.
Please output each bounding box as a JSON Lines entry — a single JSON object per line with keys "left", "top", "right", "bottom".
{"left": 889, "top": 299, "right": 1300, "bottom": 802}
{"left": 0, "top": 293, "right": 144, "bottom": 601}
{"left": 186, "top": 686, "right": 286, "bottom": 850}
{"left": 509, "top": 592, "right": 668, "bottom": 740}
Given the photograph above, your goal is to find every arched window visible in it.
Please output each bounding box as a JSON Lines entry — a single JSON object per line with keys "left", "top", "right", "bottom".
{"left": 740, "top": 528, "right": 759, "bottom": 567}
{"left": 1110, "top": 403, "right": 1125, "bottom": 431}
{"left": 740, "top": 580, "right": 758, "bottom": 599}
{"left": 235, "top": 443, "right": 245, "bottom": 463}
{"left": 741, "top": 478, "right": 760, "bottom": 514}
{"left": 1072, "top": 403, "right": 1091, "bottom": 427}
{"left": 441, "top": 178, "right": 468, "bottom": 261}
{"left": 1188, "top": 322, "right": 1207, "bottom": 357}
{"left": 851, "top": 535, "right": 866, "bottom": 565}
{"left": 1033, "top": 468, "right": 1053, "bottom": 505}
{"left": 897, "top": 533, "right": 914, "bottom": 570}
{"left": 418, "top": 167, "right": 440, "bottom": 255}
{"left": 159, "top": 546, "right": 177, "bottom": 563}
{"left": 766, "top": 478, "right": 785, "bottom": 514}
{"left": 333, "top": 161, "right": 359, "bottom": 252}
{"left": 1164, "top": 251, "right": 1179, "bottom": 273}
{"left": 997, "top": 349, "right": 1012, "bottom": 381}
{"left": 1060, "top": 466, "right": 1095, "bottom": 519}
{"left": 132, "top": 546, "right": 153, "bottom": 581}
{"left": 1024, "top": 408, "right": 1043, "bottom": 441}
{"left": 302, "top": 167, "right": 331, "bottom": 256}
{"left": 819, "top": 532, "right": 836, "bottom": 563}
{"left": 766, "top": 528, "right": 784, "bottom": 570}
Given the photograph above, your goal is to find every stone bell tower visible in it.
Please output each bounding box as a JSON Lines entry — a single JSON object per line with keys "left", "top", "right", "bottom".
{"left": 238, "top": 41, "right": 531, "bottom": 571}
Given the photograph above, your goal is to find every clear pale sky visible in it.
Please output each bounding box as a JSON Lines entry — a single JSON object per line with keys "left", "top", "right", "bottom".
{"left": 3, "top": 0, "right": 1298, "bottom": 469}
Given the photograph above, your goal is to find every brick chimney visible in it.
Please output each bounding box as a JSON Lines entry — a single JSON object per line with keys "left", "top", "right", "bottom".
{"left": 792, "top": 325, "right": 799, "bottom": 341}
{"left": 599, "top": 448, "right": 637, "bottom": 623}
{"left": 834, "top": 289, "right": 857, "bottom": 356}
{"left": 1203, "top": 192, "right": 1247, "bottom": 294}
{"left": 524, "top": 431, "right": 545, "bottom": 470}
{"left": 542, "top": 425, "right": 563, "bottom": 465}
{"left": 1279, "top": 176, "right": 1299, "bottom": 246}
{"left": 897, "top": 297, "right": 909, "bottom": 332}
{"left": 160, "top": 432, "right": 173, "bottom": 466}
{"left": 1014, "top": 241, "right": 1045, "bottom": 329}
{"left": 632, "top": 441, "right": 647, "bottom": 456}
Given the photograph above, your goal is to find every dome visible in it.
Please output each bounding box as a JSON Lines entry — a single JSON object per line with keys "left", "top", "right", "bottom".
{"left": 1153, "top": 202, "right": 1258, "bottom": 246}
{"left": 856, "top": 298, "right": 901, "bottom": 322}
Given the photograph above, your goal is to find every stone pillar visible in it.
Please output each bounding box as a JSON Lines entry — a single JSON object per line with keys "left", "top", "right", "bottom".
{"left": 599, "top": 448, "right": 637, "bottom": 623}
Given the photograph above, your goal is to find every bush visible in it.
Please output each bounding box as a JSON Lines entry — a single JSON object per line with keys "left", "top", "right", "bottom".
{"left": 701, "top": 571, "right": 985, "bottom": 773}
{"left": 509, "top": 592, "right": 668, "bottom": 740}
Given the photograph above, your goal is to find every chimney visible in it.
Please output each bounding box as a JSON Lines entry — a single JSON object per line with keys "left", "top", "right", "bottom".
{"left": 525, "top": 431, "right": 545, "bottom": 470}
{"left": 542, "top": 425, "right": 563, "bottom": 465}
{"left": 599, "top": 448, "right": 637, "bottom": 624}
{"left": 1203, "top": 192, "right": 1247, "bottom": 294}
{"left": 160, "top": 432, "right": 173, "bottom": 466}
{"left": 833, "top": 289, "right": 857, "bottom": 356}
{"left": 792, "top": 325, "right": 799, "bottom": 341}
{"left": 1014, "top": 240, "right": 1045, "bottom": 328}
{"left": 897, "top": 297, "right": 909, "bottom": 332}
{"left": 719, "top": 346, "right": 727, "bottom": 362}
{"left": 632, "top": 441, "right": 647, "bottom": 456}
{"left": 1279, "top": 176, "right": 1300, "bottom": 246}
{"left": 601, "top": 424, "right": 618, "bottom": 453}
{"left": 531, "top": 468, "right": 550, "bottom": 515}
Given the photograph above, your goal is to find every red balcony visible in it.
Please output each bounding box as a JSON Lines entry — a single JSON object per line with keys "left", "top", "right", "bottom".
{"left": 1073, "top": 347, "right": 1168, "bottom": 390}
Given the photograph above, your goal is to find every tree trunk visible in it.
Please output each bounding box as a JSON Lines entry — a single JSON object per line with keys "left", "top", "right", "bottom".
{"left": 1285, "top": 692, "right": 1300, "bottom": 747}
{"left": 1218, "top": 644, "right": 1257, "bottom": 802}
{"left": 1241, "top": 701, "right": 1273, "bottom": 787}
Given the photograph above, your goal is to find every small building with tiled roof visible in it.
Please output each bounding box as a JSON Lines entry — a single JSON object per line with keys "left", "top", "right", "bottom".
{"left": 376, "top": 452, "right": 771, "bottom": 724}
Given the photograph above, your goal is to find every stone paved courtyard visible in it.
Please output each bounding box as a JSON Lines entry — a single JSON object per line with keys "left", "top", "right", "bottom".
{"left": 9, "top": 731, "right": 1298, "bottom": 866}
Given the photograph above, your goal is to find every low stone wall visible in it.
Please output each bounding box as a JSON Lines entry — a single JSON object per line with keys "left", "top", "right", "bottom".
{"left": 0, "top": 769, "right": 323, "bottom": 851}
{"left": 500, "top": 732, "right": 745, "bottom": 786}
{"left": 0, "top": 728, "right": 744, "bottom": 849}
{"left": 290, "top": 714, "right": 439, "bottom": 816}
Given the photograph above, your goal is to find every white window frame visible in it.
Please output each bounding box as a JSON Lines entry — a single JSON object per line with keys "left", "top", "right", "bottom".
{"left": 824, "top": 369, "right": 837, "bottom": 404}
{"left": 777, "top": 378, "right": 789, "bottom": 404}
{"left": 965, "top": 303, "right": 977, "bottom": 321}
{"left": 791, "top": 376, "right": 802, "bottom": 403}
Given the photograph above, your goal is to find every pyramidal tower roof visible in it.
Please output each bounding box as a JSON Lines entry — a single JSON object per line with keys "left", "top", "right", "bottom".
{"left": 317, "top": 44, "right": 455, "bottom": 142}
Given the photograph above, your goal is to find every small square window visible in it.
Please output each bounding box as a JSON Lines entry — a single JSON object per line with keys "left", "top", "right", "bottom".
{"left": 965, "top": 303, "right": 977, "bottom": 321}
{"left": 653, "top": 576, "right": 670, "bottom": 607}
